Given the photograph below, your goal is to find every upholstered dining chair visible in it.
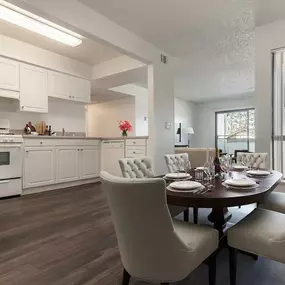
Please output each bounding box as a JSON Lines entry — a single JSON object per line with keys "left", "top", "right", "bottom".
{"left": 100, "top": 171, "right": 219, "bottom": 285}
{"left": 164, "top": 153, "right": 190, "bottom": 173}
{"left": 164, "top": 153, "right": 199, "bottom": 224}
{"left": 259, "top": 191, "right": 285, "bottom": 214}
{"left": 236, "top": 152, "right": 268, "bottom": 169}
{"left": 228, "top": 208, "right": 285, "bottom": 285}
{"left": 119, "top": 157, "right": 189, "bottom": 221}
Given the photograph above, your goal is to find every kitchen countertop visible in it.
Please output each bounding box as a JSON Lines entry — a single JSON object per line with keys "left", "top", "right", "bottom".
{"left": 23, "top": 135, "right": 148, "bottom": 140}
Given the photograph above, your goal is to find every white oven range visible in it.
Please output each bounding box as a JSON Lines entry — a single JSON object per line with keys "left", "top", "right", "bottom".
{"left": 0, "top": 119, "right": 23, "bottom": 197}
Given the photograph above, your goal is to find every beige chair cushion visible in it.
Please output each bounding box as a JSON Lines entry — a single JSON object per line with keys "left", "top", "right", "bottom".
{"left": 100, "top": 171, "right": 219, "bottom": 283}
{"left": 228, "top": 208, "right": 285, "bottom": 264}
{"left": 237, "top": 152, "right": 268, "bottom": 169}
{"left": 173, "top": 219, "right": 219, "bottom": 270}
{"left": 175, "top": 148, "right": 216, "bottom": 168}
{"left": 119, "top": 157, "right": 154, "bottom": 178}
{"left": 259, "top": 192, "right": 285, "bottom": 214}
{"left": 164, "top": 153, "right": 189, "bottom": 173}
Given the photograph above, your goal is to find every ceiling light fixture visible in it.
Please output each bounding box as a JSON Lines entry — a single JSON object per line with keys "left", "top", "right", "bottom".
{"left": 0, "top": 4, "right": 82, "bottom": 47}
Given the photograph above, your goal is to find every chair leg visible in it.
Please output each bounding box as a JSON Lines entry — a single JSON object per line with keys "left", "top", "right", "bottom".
{"left": 183, "top": 209, "right": 189, "bottom": 222}
{"left": 208, "top": 252, "right": 217, "bottom": 285}
{"left": 121, "top": 268, "right": 130, "bottom": 285}
{"left": 229, "top": 247, "right": 237, "bottom": 285}
{"left": 193, "top": 207, "right": 198, "bottom": 224}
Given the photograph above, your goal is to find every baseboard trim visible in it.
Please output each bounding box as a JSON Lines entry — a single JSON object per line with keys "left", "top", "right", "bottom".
{"left": 23, "top": 178, "right": 100, "bottom": 195}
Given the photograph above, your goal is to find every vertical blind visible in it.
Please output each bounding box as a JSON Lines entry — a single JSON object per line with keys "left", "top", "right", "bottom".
{"left": 272, "top": 51, "right": 285, "bottom": 174}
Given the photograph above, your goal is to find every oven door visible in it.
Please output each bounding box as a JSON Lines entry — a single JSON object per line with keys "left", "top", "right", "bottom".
{"left": 0, "top": 144, "right": 22, "bottom": 180}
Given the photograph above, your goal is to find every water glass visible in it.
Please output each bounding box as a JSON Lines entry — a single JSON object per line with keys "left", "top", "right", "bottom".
{"left": 183, "top": 160, "right": 191, "bottom": 175}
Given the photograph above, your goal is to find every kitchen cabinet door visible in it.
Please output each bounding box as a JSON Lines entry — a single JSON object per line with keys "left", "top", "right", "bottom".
{"left": 0, "top": 57, "right": 19, "bottom": 91}
{"left": 56, "top": 147, "right": 79, "bottom": 183}
{"left": 20, "top": 63, "right": 48, "bottom": 113}
{"left": 80, "top": 147, "right": 99, "bottom": 179}
{"left": 48, "top": 71, "right": 71, "bottom": 100}
{"left": 23, "top": 147, "right": 55, "bottom": 189}
{"left": 70, "top": 77, "right": 91, "bottom": 103}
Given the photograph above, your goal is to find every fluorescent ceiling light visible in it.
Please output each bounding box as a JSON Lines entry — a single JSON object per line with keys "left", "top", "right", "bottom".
{"left": 0, "top": 5, "right": 82, "bottom": 47}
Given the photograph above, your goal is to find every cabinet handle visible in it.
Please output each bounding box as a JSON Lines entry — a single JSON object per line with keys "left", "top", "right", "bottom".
{"left": 69, "top": 96, "right": 71, "bottom": 99}
{"left": 133, "top": 151, "right": 136, "bottom": 154}
{"left": 21, "top": 106, "right": 24, "bottom": 109}
{"left": 40, "top": 142, "right": 43, "bottom": 144}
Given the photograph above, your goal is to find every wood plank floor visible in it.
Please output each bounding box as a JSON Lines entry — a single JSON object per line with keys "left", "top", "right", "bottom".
{"left": 0, "top": 183, "right": 284, "bottom": 285}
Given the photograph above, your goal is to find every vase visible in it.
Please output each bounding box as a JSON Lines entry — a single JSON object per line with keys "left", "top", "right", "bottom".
{"left": 122, "top": 130, "right": 128, "bottom": 137}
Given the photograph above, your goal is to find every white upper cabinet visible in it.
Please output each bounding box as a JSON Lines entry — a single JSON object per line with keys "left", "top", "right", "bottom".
{"left": 70, "top": 76, "right": 91, "bottom": 103}
{"left": 48, "top": 71, "right": 71, "bottom": 100}
{"left": 48, "top": 70, "right": 90, "bottom": 104}
{"left": 0, "top": 57, "right": 19, "bottom": 91}
{"left": 20, "top": 63, "right": 48, "bottom": 113}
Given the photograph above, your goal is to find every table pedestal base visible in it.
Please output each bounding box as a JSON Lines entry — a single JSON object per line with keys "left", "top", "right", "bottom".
{"left": 208, "top": 207, "right": 232, "bottom": 238}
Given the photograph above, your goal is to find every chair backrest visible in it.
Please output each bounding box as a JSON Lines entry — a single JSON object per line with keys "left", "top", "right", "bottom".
{"left": 234, "top": 149, "right": 249, "bottom": 158}
{"left": 100, "top": 171, "right": 191, "bottom": 282}
{"left": 237, "top": 152, "right": 268, "bottom": 169}
{"left": 164, "top": 153, "right": 189, "bottom": 172}
{"left": 119, "top": 157, "right": 154, "bottom": 178}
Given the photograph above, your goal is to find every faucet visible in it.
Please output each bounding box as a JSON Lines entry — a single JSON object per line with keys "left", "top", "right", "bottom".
{"left": 62, "top": 128, "right": 66, "bottom": 136}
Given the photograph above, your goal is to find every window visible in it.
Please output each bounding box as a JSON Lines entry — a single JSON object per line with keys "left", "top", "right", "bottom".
{"left": 215, "top": 109, "right": 255, "bottom": 154}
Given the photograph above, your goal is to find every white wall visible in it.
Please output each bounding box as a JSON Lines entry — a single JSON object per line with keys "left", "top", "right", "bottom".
{"left": 195, "top": 96, "right": 255, "bottom": 148}
{"left": 0, "top": 98, "right": 86, "bottom": 132}
{"left": 0, "top": 34, "right": 92, "bottom": 79}
{"left": 174, "top": 98, "right": 196, "bottom": 146}
{"left": 87, "top": 96, "right": 136, "bottom": 137}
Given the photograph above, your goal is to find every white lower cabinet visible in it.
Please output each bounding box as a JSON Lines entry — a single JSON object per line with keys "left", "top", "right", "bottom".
{"left": 23, "top": 140, "right": 100, "bottom": 191}
{"left": 23, "top": 147, "right": 55, "bottom": 189}
{"left": 56, "top": 147, "right": 79, "bottom": 183}
{"left": 80, "top": 147, "right": 99, "bottom": 179}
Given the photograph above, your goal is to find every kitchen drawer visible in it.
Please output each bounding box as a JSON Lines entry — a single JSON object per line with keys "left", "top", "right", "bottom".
{"left": 125, "top": 139, "right": 146, "bottom": 146}
{"left": 24, "top": 139, "right": 57, "bottom": 147}
{"left": 24, "top": 138, "right": 100, "bottom": 147}
{"left": 55, "top": 139, "right": 100, "bottom": 146}
{"left": 126, "top": 148, "right": 146, "bottom": 158}
{"left": 0, "top": 178, "right": 22, "bottom": 197}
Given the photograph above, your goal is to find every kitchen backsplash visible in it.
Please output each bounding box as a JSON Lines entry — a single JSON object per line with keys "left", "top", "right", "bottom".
{"left": 0, "top": 98, "right": 86, "bottom": 133}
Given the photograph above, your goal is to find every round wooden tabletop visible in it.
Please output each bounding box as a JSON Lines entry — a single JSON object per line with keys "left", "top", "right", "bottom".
{"left": 166, "top": 170, "right": 283, "bottom": 208}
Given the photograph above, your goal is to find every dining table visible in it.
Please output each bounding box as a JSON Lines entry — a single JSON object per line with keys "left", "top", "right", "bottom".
{"left": 166, "top": 169, "right": 283, "bottom": 239}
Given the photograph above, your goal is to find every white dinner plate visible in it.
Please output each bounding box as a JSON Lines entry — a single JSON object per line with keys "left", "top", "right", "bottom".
{"left": 196, "top": 167, "right": 206, "bottom": 170}
{"left": 246, "top": 170, "right": 271, "bottom": 176}
{"left": 222, "top": 182, "right": 258, "bottom": 191}
{"left": 165, "top": 173, "right": 191, "bottom": 179}
{"left": 225, "top": 179, "right": 256, "bottom": 187}
{"left": 233, "top": 165, "right": 248, "bottom": 170}
{"left": 169, "top": 181, "right": 202, "bottom": 190}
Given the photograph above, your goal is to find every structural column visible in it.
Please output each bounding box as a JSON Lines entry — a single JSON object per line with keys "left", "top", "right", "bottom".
{"left": 148, "top": 63, "right": 175, "bottom": 175}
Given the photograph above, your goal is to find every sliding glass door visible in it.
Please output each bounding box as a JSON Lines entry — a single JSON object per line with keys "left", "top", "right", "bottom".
{"left": 215, "top": 109, "right": 255, "bottom": 154}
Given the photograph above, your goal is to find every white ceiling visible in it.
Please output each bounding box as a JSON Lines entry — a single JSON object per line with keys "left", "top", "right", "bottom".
{"left": 0, "top": 19, "right": 121, "bottom": 65}
{"left": 79, "top": 0, "right": 285, "bottom": 102}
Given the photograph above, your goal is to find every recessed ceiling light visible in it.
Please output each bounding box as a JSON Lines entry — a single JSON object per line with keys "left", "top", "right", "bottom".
{"left": 0, "top": 3, "right": 82, "bottom": 47}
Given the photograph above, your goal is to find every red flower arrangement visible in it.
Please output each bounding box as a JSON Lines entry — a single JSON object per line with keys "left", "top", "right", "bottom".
{"left": 119, "top": 120, "right": 133, "bottom": 136}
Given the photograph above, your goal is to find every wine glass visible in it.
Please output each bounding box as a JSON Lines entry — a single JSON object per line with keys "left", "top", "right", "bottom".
{"left": 183, "top": 160, "right": 191, "bottom": 175}
{"left": 203, "top": 161, "right": 212, "bottom": 187}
